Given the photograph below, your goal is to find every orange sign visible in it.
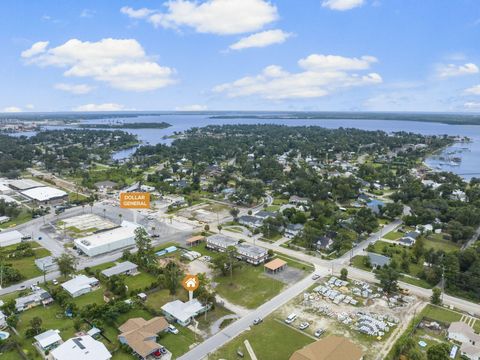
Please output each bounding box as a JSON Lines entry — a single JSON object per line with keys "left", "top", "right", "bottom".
{"left": 182, "top": 274, "right": 199, "bottom": 292}
{"left": 120, "top": 192, "right": 150, "bottom": 209}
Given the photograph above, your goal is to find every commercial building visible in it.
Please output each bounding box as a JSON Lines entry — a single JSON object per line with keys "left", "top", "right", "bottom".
{"left": 290, "top": 335, "right": 363, "bottom": 360}
{"left": 16, "top": 289, "right": 53, "bottom": 312}
{"left": 161, "top": 299, "right": 208, "bottom": 326}
{"left": 101, "top": 261, "right": 138, "bottom": 278}
{"left": 0, "top": 230, "right": 24, "bottom": 247}
{"left": 206, "top": 234, "right": 239, "bottom": 252}
{"left": 74, "top": 221, "right": 140, "bottom": 257}
{"left": 21, "top": 186, "right": 68, "bottom": 205}
{"left": 118, "top": 317, "right": 168, "bottom": 360}
{"left": 235, "top": 242, "right": 269, "bottom": 265}
{"left": 50, "top": 335, "right": 111, "bottom": 360}
{"left": 61, "top": 275, "right": 99, "bottom": 298}
{"left": 8, "top": 179, "right": 44, "bottom": 190}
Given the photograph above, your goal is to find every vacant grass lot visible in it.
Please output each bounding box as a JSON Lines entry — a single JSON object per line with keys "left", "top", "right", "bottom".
{"left": 420, "top": 304, "right": 462, "bottom": 324}
{"left": 383, "top": 231, "right": 402, "bottom": 240}
{"left": 214, "top": 265, "right": 285, "bottom": 309}
{"left": 145, "top": 288, "right": 189, "bottom": 309}
{"left": 424, "top": 234, "right": 460, "bottom": 252}
{"left": 211, "top": 317, "right": 313, "bottom": 360}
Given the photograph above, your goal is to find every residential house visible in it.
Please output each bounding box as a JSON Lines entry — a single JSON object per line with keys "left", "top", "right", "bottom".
{"left": 35, "top": 256, "right": 58, "bottom": 272}
{"left": 448, "top": 321, "right": 480, "bottom": 359}
{"left": 61, "top": 275, "right": 99, "bottom": 298}
{"left": 161, "top": 299, "right": 208, "bottom": 326}
{"left": 290, "top": 335, "right": 363, "bottom": 360}
{"left": 16, "top": 289, "right": 53, "bottom": 312}
{"left": 49, "top": 335, "right": 111, "bottom": 360}
{"left": 254, "top": 210, "right": 276, "bottom": 220}
{"left": 399, "top": 237, "right": 416, "bottom": 247}
{"left": 34, "top": 329, "right": 63, "bottom": 355}
{"left": 206, "top": 234, "right": 239, "bottom": 252}
{"left": 366, "top": 199, "right": 385, "bottom": 215}
{"left": 118, "top": 317, "right": 169, "bottom": 360}
{"left": 289, "top": 195, "right": 309, "bottom": 205}
{"left": 285, "top": 223, "right": 304, "bottom": 238}
{"left": 316, "top": 236, "right": 334, "bottom": 252}
{"left": 101, "top": 261, "right": 138, "bottom": 278}
{"left": 235, "top": 243, "right": 269, "bottom": 265}
{"left": 238, "top": 215, "right": 263, "bottom": 228}
{"left": 367, "top": 252, "right": 391, "bottom": 269}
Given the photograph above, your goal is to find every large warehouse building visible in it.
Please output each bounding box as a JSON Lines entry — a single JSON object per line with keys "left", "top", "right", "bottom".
{"left": 74, "top": 221, "right": 140, "bottom": 257}
{"left": 21, "top": 186, "right": 68, "bottom": 205}
{"left": 0, "top": 230, "right": 25, "bottom": 247}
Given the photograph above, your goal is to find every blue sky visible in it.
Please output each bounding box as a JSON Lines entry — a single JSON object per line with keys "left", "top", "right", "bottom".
{"left": 1, "top": 0, "right": 480, "bottom": 112}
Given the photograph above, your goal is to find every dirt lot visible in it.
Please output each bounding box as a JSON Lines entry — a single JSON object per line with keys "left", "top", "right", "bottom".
{"left": 273, "top": 276, "right": 423, "bottom": 360}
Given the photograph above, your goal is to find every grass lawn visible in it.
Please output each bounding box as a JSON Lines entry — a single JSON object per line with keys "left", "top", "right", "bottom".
{"left": 158, "top": 325, "right": 199, "bottom": 358}
{"left": 265, "top": 205, "right": 281, "bottom": 212}
{"left": 424, "top": 234, "right": 460, "bottom": 252}
{"left": 124, "top": 272, "right": 157, "bottom": 292}
{"left": 214, "top": 265, "right": 285, "bottom": 309}
{"left": 71, "top": 287, "right": 106, "bottom": 308}
{"left": 261, "top": 232, "right": 282, "bottom": 241}
{"left": 420, "top": 304, "right": 462, "bottom": 324}
{"left": 16, "top": 304, "right": 76, "bottom": 337}
{"left": 211, "top": 317, "right": 313, "bottom": 360}
{"left": 197, "top": 305, "right": 232, "bottom": 332}
{"left": 272, "top": 198, "right": 289, "bottom": 206}
{"left": 400, "top": 275, "right": 433, "bottom": 289}
{"left": 273, "top": 253, "right": 314, "bottom": 272}
{"left": 0, "top": 210, "right": 32, "bottom": 229}
{"left": 145, "top": 288, "right": 189, "bottom": 309}
{"left": 383, "top": 231, "right": 402, "bottom": 241}
{"left": 0, "top": 243, "right": 51, "bottom": 283}
{"left": 89, "top": 261, "right": 116, "bottom": 272}
{"left": 111, "top": 351, "right": 135, "bottom": 360}
{"left": 351, "top": 255, "right": 372, "bottom": 271}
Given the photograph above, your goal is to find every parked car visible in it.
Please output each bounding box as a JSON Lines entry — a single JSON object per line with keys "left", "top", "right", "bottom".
{"left": 285, "top": 313, "right": 297, "bottom": 324}
{"left": 311, "top": 274, "right": 320, "bottom": 280}
{"left": 168, "top": 324, "right": 179, "bottom": 334}
{"left": 159, "top": 346, "right": 167, "bottom": 354}
{"left": 253, "top": 318, "right": 263, "bottom": 325}
{"left": 52, "top": 279, "right": 59, "bottom": 285}
{"left": 299, "top": 322, "right": 310, "bottom": 330}
{"left": 314, "top": 329, "right": 325, "bottom": 337}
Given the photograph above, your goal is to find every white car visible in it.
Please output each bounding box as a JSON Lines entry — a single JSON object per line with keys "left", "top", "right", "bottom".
{"left": 299, "top": 322, "right": 310, "bottom": 330}
{"left": 168, "top": 324, "right": 179, "bottom": 334}
{"left": 285, "top": 313, "right": 297, "bottom": 324}
{"left": 311, "top": 274, "right": 320, "bottom": 280}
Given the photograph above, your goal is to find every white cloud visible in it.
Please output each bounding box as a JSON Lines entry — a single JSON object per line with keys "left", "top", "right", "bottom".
{"left": 120, "top": 6, "right": 156, "bottom": 19}
{"left": 21, "top": 41, "right": 49, "bottom": 58}
{"left": 465, "top": 84, "right": 480, "bottom": 95}
{"left": 213, "top": 53, "right": 382, "bottom": 100}
{"left": 436, "top": 63, "right": 479, "bottom": 78}
{"left": 26, "top": 104, "right": 35, "bottom": 110}
{"left": 22, "top": 38, "right": 176, "bottom": 91}
{"left": 322, "top": 0, "right": 365, "bottom": 11}
{"left": 464, "top": 102, "right": 480, "bottom": 110}
{"left": 72, "top": 103, "right": 127, "bottom": 111}
{"left": 80, "top": 9, "right": 95, "bottom": 18}
{"left": 54, "top": 83, "right": 94, "bottom": 95}
{"left": 123, "top": 0, "right": 278, "bottom": 35}
{"left": 229, "top": 29, "right": 291, "bottom": 50}
{"left": 2, "top": 106, "right": 23, "bottom": 113}
{"left": 175, "top": 104, "right": 208, "bottom": 111}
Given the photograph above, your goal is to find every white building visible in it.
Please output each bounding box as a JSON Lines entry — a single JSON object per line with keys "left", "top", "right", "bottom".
{"left": 74, "top": 221, "right": 140, "bottom": 257}
{"left": 448, "top": 322, "right": 480, "bottom": 359}
{"left": 8, "top": 179, "right": 44, "bottom": 190}
{"left": 61, "top": 275, "right": 99, "bottom": 298}
{"left": 50, "top": 335, "right": 111, "bottom": 360}
{"left": 34, "top": 329, "right": 63, "bottom": 353}
{"left": 0, "top": 230, "right": 24, "bottom": 247}
{"left": 0, "top": 310, "right": 6, "bottom": 328}
{"left": 161, "top": 299, "right": 208, "bottom": 326}
{"left": 21, "top": 186, "right": 68, "bottom": 204}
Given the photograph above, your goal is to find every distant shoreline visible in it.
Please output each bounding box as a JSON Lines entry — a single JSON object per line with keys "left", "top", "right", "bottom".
{"left": 77, "top": 122, "right": 171, "bottom": 129}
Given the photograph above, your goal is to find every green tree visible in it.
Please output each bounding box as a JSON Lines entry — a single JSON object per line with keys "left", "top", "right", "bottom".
{"left": 163, "top": 261, "right": 182, "bottom": 295}
{"left": 55, "top": 253, "right": 77, "bottom": 279}
{"left": 229, "top": 207, "right": 240, "bottom": 220}
{"left": 376, "top": 265, "right": 400, "bottom": 294}
{"left": 134, "top": 227, "right": 156, "bottom": 267}
{"left": 430, "top": 287, "right": 442, "bottom": 305}
{"left": 340, "top": 268, "right": 348, "bottom": 280}
{"left": 427, "top": 343, "right": 450, "bottom": 360}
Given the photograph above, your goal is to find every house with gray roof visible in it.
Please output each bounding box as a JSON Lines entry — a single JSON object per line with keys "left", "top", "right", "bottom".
{"left": 101, "top": 261, "right": 138, "bottom": 278}
{"left": 238, "top": 215, "right": 263, "bottom": 228}
{"left": 206, "top": 234, "right": 239, "bottom": 252}
{"left": 35, "top": 256, "right": 58, "bottom": 272}
{"left": 367, "top": 252, "right": 391, "bottom": 269}
{"left": 16, "top": 289, "right": 53, "bottom": 312}
{"left": 285, "top": 223, "right": 304, "bottom": 238}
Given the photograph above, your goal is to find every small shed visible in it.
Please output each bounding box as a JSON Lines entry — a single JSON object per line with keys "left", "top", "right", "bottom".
{"left": 264, "top": 258, "right": 287, "bottom": 273}
{"left": 186, "top": 235, "right": 205, "bottom": 247}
